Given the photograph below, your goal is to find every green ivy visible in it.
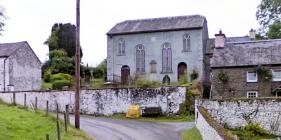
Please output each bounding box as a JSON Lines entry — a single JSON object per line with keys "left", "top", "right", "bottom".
{"left": 255, "top": 65, "right": 272, "bottom": 81}
{"left": 218, "top": 71, "right": 229, "bottom": 83}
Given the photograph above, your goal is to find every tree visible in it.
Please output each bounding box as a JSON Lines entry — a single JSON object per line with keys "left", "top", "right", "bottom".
{"left": 42, "top": 50, "right": 75, "bottom": 75}
{"left": 45, "top": 23, "right": 83, "bottom": 58}
{"left": 267, "top": 21, "right": 281, "bottom": 39}
{"left": 256, "top": 0, "right": 281, "bottom": 37}
{"left": 0, "top": 6, "right": 6, "bottom": 35}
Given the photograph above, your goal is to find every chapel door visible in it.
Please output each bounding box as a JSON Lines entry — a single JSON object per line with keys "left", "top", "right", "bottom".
{"left": 178, "top": 62, "right": 187, "bottom": 81}
{"left": 121, "top": 65, "right": 130, "bottom": 84}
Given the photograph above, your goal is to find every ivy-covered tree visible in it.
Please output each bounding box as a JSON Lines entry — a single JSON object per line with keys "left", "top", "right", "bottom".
{"left": 45, "top": 23, "right": 83, "bottom": 58}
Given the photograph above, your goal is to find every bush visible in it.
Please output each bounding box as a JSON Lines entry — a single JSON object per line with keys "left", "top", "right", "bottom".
{"left": 50, "top": 73, "right": 73, "bottom": 83}
{"left": 43, "top": 69, "right": 52, "bottom": 82}
{"left": 178, "top": 90, "right": 194, "bottom": 115}
{"left": 52, "top": 80, "right": 71, "bottom": 90}
{"left": 231, "top": 123, "right": 275, "bottom": 140}
{"left": 179, "top": 75, "right": 188, "bottom": 85}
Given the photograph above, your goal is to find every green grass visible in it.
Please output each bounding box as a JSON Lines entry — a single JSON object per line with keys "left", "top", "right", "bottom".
{"left": 90, "top": 78, "right": 105, "bottom": 89}
{"left": 110, "top": 113, "right": 194, "bottom": 122}
{"left": 181, "top": 127, "right": 202, "bottom": 140}
{"left": 0, "top": 103, "right": 93, "bottom": 140}
{"left": 230, "top": 129, "right": 277, "bottom": 140}
{"left": 41, "top": 81, "right": 52, "bottom": 90}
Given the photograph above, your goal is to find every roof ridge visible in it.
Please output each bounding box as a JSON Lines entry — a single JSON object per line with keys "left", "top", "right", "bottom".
{"left": 120, "top": 15, "right": 205, "bottom": 23}
{"left": 231, "top": 39, "right": 281, "bottom": 44}
{"left": 0, "top": 41, "right": 27, "bottom": 46}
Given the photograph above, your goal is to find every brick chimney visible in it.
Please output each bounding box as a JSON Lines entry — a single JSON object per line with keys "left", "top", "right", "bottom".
{"left": 249, "top": 29, "right": 256, "bottom": 40}
{"left": 215, "top": 30, "right": 226, "bottom": 49}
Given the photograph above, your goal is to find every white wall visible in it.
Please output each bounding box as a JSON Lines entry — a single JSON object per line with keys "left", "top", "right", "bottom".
{"left": 195, "top": 106, "right": 224, "bottom": 140}
{"left": 0, "top": 58, "right": 10, "bottom": 92}
{"left": 107, "top": 29, "right": 205, "bottom": 82}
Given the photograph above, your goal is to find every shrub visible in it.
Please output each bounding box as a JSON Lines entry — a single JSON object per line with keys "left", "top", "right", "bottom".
{"left": 178, "top": 90, "right": 194, "bottom": 115}
{"left": 52, "top": 80, "right": 71, "bottom": 90}
{"left": 50, "top": 73, "right": 73, "bottom": 83}
{"left": 43, "top": 69, "right": 52, "bottom": 82}
{"left": 190, "top": 70, "right": 199, "bottom": 81}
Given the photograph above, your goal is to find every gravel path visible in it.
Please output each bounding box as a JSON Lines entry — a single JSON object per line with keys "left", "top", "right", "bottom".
{"left": 69, "top": 115, "right": 194, "bottom": 140}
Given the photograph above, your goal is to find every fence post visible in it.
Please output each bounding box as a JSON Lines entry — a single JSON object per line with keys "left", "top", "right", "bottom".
{"left": 56, "top": 103, "right": 61, "bottom": 140}
{"left": 24, "top": 94, "right": 27, "bottom": 109}
{"left": 46, "top": 100, "right": 49, "bottom": 116}
{"left": 12, "top": 92, "right": 16, "bottom": 105}
{"left": 35, "top": 97, "right": 38, "bottom": 111}
{"left": 46, "top": 134, "right": 49, "bottom": 140}
{"left": 64, "top": 113, "right": 68, "bottom": 132}
{"left": 65, "top": 105, "right": 70, "bottom": 124}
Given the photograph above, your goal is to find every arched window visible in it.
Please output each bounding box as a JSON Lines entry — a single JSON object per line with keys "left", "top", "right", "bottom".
{"left": 162, "top": 42, "right": 172, "bottom": 73}
{"left": 136, "top": 44, "right": 145, "bottom": 73}
{"left": 183, "top": 34, "right": 191, "bottom": 52}
{"left": 118, "top": 38, "right": 125, "bottom": 55}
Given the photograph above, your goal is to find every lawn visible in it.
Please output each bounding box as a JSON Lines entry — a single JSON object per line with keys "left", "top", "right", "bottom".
{"left": 110, "top": 113, "right": 194, "bottom": 122}
{"left": 181, "top": 127, "right": 202, "bottom": 140}
{"left": 0, "top": 103, "right": 93, "bottom": 140}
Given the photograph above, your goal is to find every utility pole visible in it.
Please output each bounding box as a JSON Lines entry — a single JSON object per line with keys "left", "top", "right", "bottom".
{"left": 75, "top": 0, "right": 80, "bottom": 129}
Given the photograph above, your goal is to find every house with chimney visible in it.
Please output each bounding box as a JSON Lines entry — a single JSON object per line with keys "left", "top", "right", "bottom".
{"left": 0, "top": 41, "right": 41, "bottom": 92}
{"left": 106, "top": 15, "right": 209, "bottom": 84}
{"left": 209, "top": 30, "right": 281, "bottom": 99}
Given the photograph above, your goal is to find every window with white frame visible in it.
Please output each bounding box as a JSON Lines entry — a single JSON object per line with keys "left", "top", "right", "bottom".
{"left": 247, "top": 71, "right": 257, "bottom": 82}
{"left": 247, "top": 91, "right": 258, "bottom": 98}
{"left": 118, "top": 38, "right": 125, "bottom": 55}
{"left": 272, "top": 69, "right": 281, "bottom": 81}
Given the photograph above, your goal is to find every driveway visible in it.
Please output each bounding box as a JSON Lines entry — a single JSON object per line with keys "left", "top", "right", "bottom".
{"left": 69, "top": 116, "right": 194, "bottom": 140}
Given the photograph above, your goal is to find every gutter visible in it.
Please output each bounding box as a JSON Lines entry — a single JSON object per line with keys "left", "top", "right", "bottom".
{"left": 3, "top": 57, "right": 8, "bottom": 92}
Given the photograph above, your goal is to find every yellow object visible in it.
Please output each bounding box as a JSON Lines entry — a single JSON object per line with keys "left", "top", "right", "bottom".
{"left": 126, "top": 105, "right": 141, "bottom": 118}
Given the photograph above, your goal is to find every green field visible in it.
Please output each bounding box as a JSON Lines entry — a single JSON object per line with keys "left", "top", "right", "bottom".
{"left": 0, "top": 103, "right": 93, "bottom": 140}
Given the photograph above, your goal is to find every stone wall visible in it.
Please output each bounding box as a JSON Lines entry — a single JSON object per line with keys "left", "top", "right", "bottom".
{"left": 197, "top": 98, "right": 281, "bottom": 136}
{"left": 0, "top": 87, "right": 186, "bottom": 116}
{"left": 195, "top": 106, "right": 224, "bottom": 140}
{"left": 211, "top": 66, "right": 281, "bottom": 99}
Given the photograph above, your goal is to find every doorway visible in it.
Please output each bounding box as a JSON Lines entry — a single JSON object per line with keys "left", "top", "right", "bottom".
{"left": 121, "top": 65, "right": 130, "bottom": 84}
{"left": 178, "top": 62, "right": 187, "bottom": 81}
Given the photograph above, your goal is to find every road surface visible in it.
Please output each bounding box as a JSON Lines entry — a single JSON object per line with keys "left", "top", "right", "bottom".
{"left": 69, "top": 116, "right": 194, "bottom": 140}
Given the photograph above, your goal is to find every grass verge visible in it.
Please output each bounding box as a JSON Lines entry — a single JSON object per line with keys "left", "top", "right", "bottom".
{"left": 181, "top": 127, "right": 202, "bottom": 140}
{"left": 109, "top": 113, "right": 194, "bottom": 122}
{"left": 0, "top": 103, "right": 93, "bottom": 140}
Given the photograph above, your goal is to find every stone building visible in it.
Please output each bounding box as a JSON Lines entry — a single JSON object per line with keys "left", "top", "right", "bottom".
{"left": 210, "top": 31, "right": 281, "bottom": 99}
{"left": 0, "top": 41, "right": 41, "bottom": 92}
{"left": 106, "top": 15, "right": 209, "bottom": 83}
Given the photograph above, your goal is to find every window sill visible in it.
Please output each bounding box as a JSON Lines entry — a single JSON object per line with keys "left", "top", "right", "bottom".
{"left": 182, "top": 50, "right": 192, "bottom": 52}
{"left": 161, "top": 71, "right": 173, "bottom": 74}
{"left": 116, "top": 54, "right": 125, "bottom": 56}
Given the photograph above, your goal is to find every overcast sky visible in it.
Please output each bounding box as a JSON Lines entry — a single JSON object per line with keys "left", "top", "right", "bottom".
{"left": 0, "top": 0, "right": 261, "bottom": 66}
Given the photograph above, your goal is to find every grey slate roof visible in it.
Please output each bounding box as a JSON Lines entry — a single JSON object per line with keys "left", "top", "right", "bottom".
{"left": 211, "top": 39, "right": 281, "bottom": 68}
{"left": 0, "top": 41, "right": 26, "bottom": 57}
{"left": 107, "top": 15, "right": 206, "bottom": 35}
{"left": 206, "top": 36, "right": 251, "bottom": 54}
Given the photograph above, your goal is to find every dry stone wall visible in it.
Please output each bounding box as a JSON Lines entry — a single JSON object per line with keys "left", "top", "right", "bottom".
{"left": 0, "top": 87, "right": 186, "bottom": 116}
{"left": 197, "top": 99, "right": 281, "bottom": 136}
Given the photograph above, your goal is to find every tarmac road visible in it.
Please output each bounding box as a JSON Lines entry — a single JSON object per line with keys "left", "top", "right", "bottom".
{"left": 69, "top": 115, "right": 194, "bottom": 140}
